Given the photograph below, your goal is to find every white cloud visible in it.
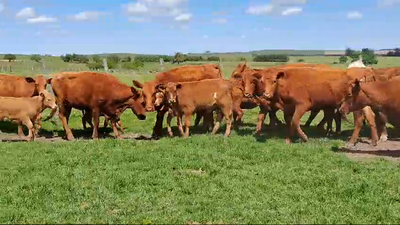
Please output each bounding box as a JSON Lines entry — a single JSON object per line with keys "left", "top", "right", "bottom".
{"left": 129, "top": 17, "right": 147, "bottom": 22}
{"left": 27, "top": 16, "right": 57, "bottom": 24}
{"left": 16, "top": 7, "right": 35, "bottom": 19}
{"left": 212, "top": 18, "right": 227, "bottom": 24}
{"left": 246, "top": 5, "right": 274, "bottom": 15}
{"left": 122, "top": 0, "right": 192, "bottom": 23}
{"left": 68, "top": 11, "right": 106, "bottom": 22}
{"left": 347, "top": 11, "right": 362, "bottom": 20}
{"left": 126, "top": 2, "right": 149, "bottom": 14}
{"left": 378, "top": 0, "right": 400, "bottom": 7}
{"left": 246, "top": 0, "right": 306, "bottom": 16}
{"left": 203, "top": 35, "right": 209, "bottom": 39}
{"left": 282, "top": 7, "right": 302, "bottom": 16}
{"left": 174, "top": 13, "right": 192, "bottom": 22}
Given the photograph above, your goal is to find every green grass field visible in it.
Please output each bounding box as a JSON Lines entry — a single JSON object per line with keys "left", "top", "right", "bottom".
{"left": 1, "top": 56, "right": 400, "bottom": 224}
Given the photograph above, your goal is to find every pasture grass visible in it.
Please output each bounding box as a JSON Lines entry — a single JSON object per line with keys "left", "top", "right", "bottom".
{"left": 1, "top": 57, "right": 400, "bottom": 223}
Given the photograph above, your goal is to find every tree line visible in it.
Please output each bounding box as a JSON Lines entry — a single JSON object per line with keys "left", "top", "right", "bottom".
{"left": 337, "top": 48, "right": 378, "bottom": 65}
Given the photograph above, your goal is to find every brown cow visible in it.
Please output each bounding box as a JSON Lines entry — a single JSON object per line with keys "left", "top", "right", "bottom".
{"left": 132, "top": 64, "right": 222, "bottom": 138}
{"left": 261, "top": 67, "right": 355, "bottom": 143}
{"left": 241, "top": 63, "right": 341, "bottom": 134}
{"left": 339, "top": 76, "right": 400, "bottom": 143}
{"left": 154, "top": 79, "right": 234, "bottom": 138}
{"left": 49, "top": 72, "right": 146, "bottom": 141}
{"left": 0, "top": 74, "right": 52, "bottom": 136}
{"left": 0, "top": 90, "right": 57, "bottom": 141}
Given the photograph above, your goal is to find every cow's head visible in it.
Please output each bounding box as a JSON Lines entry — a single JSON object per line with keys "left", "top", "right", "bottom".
{"left": 339, "top": 77, "right": 369, "bottom": 115}
{"left": 32, "top": 76, "right": 52, "bottom": 94}
{"left": 155, "top": 82, "right": 181, "bottom": 105}
{"left": 262, "top": 70, "right": 285, "bottom": 99}
{"left": 153, "top": 87, "right": 167, "bottom": 108}
{"left": 231, "top": 63, "right": 248, "bottom": 79}
{"left": 39, "top": 90, "right": 57, "bottom": 110}
{"left": 132, "top": 80, "right": 157, "bottom": 112}
{"left": 243, "top": 70, "right": 263, "bottom": 98}
{"left": 126, "top": 87, "right": 147, "bottom": 120}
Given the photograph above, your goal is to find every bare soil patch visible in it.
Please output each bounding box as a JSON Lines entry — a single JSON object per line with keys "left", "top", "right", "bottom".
{"left": 337, "top": 137, "right": 400, "bottom": 163}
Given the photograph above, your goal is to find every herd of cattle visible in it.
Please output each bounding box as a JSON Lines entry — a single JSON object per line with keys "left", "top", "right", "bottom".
{"left": 0, "top": 61, "right": 399, "bottom": 147}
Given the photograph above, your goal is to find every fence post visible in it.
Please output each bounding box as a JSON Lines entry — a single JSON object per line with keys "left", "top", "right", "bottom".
{"left": 103, "top": 58, "right": 108, "bottom": 72}
{"left": 160, "top": 58, "right": 164, "bottom": 71}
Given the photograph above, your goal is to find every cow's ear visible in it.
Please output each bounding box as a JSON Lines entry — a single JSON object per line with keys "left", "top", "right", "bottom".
{"left": 176, "top": 83, "right": 182, "bottom": 89}
{"left": 276, "top": 71, "right": 285, "bottom": 80}
{"left": 130, "top": 87, "right": 139, "bottom": 96}
{"left": 39, "top": 92, "right": 45, "bottom": 101}
{"left": 132, "top": 80, "right": 143, "bottom": 89}
{"left": 47, "top": 78, "right": 52, "bottom": 84}
{"left": 25, "top": 77, "right": 35, "bottom": 83}
{"left": 155, "top": 84, "right": 166, "bottom": 90}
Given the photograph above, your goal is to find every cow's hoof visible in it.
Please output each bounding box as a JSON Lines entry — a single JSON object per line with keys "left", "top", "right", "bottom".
{"left": 380, "top": 135, "right": 388, "bottom": 142}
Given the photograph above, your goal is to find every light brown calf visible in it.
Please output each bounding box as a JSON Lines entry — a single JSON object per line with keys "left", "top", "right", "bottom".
{"left": 0, "top": 90, "right": 57, "bottom": 141}
{"left": 155, "top": 79, "right": 234, "bottom": 138}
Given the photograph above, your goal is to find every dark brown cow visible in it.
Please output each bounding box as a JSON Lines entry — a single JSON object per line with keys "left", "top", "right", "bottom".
{"left": 154, "top": 79, "right": 233, "bottom": 138}
{"left": 49, "top": 72, "right": 146, "bottom": 141}
{"left": 132, "top": 64, "right": 222, "bottom": 138}
{"left": 0, "top": 74, "right": 52, "bottom": 136}
{"left": 339, "top": 76, "right": 400, "bottom": 142}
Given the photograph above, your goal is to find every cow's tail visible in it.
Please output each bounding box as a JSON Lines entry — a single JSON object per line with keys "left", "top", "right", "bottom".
{"left": 43, "top": 107, "right": 58, "bottom": 125}
{"left": 215, "top": 64, "right": 223, "bottom": 79}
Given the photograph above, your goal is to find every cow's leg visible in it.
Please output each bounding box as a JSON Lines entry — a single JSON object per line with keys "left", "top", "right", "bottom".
{"left": 21, "top": 117, "right": 35, "bottom": 141}
{"left": 177, "top": 114, "right": 185, "bottom": 136}
{"left": 183, "top": 113, "right": 193, "bottom": 138}
{"left": 304, "top": 110, "right": 319, "bottom": 128}
{"left": 376, "top": 112, "right": 388, "bottom": 142}
{"left": 35, "top": 113, "right": 42, "bottom": 137}
{"left": 283, "top": 108, "right": 294, "bottom": 144}
{"left": 117, "top": 120, "right": 124, "bottom": 134}
{"left": 194, "top": 111, "right": 203, "bottom": 127}
{"left": 334, "top": 110, "right": 342, "bottom": 135}
{"left": 103, "top": 116, "right": 109, "bottom": 128}
{"left": 17, "top": 121, "right": 24, "bottom": 137}
{"left": 59, "top": 105, "right": 74, "bottom": 141}
{"left": 290, "top": 105, "right": 309, "bottom": 143}
{"left": 152, "top": 108, "right": 168, "bottom": 138}
{"left": 255, "top": 111, "right": 266, "bottom": 136}
{"left": 348, "top": 110, "right": 365, "bottom": 146}
{"left": 222, "top": 107, "right": 233, "bottom": 137}
{"left": 323, "top": 109, "right": 335, "bottom": 136}
{"left": 166, "top": 112, "right": 174, "bottom": 137}
{"left": 268, "top": 109, "right": 282, "bottom": 127}
{"left": 81, "top": 110, "right": 87, "bottom": 129}
{"left": 111, "top": 117, "right": 121, "bottom": 139}
{"left": 362, "top": 107, "right": 379, "bottom": 146}
{"left": 211, "top": 111, "right": 223, "bottom": 135}
{"left": 91, "top": 109, "right": 100, "bottom": 140}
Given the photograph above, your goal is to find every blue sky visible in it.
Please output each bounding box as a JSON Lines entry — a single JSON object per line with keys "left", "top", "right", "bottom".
{"left": 0, "top": 0, "right": 400, "bottom": 55}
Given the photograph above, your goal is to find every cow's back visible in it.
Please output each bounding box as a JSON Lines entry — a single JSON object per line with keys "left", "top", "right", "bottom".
{"left": 0, "top": 74, "right": 36, "bottom": 97}
{"left": 178, "top": 79, "right": 232, "bottom": 106}
{"left": 155, "top": 64, "right": 222, "bottom": 84}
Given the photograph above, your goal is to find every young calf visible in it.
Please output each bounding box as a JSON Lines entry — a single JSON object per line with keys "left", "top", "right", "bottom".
{"left": 81, "top": 109, "right": 124, "bottom": 133}
{"left": 0, "top": 90, "right": 57, "bottom": 141}
{"left": 155, "top": 79, "right": 234, "bottom": 138}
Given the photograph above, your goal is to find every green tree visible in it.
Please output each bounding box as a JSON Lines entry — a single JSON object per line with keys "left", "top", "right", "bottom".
{"left": 361, "top": 48, "right": 378, "bottom": 65}
{"left": 4, "top": 54, "right": 16, "bottom": 62}
{"left": 297, "top": 58, "right": 305, "bottom": 62}
{"left": 349, "top": 51, "right": 361, "bottom": 62}
{"left": 30, "top": 54, "right": 42, "bottom": 63}
{"left": 92, "top": 55, "right": 102, "bottom": 63}
{"left": 173, "top": 52, "right": 186, "bottom": 64}
{"left": 345, "top": 48, "right": 355, "bottom": 56}
{"left": 107, "top": 55, "right": 121, "bottom": 64}
{"left": 122, "top": 56, "right": 132, "bottom": 62}
{"left": 339, "top": 56, "right": 348, "bottom": 64}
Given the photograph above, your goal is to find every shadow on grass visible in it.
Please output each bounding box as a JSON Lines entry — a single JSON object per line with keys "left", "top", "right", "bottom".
{"left": 332, "top": 146, "right": 400, "bottom": 158}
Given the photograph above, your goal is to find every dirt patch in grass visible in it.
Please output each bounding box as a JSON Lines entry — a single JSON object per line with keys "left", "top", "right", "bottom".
{"left": 337, "top": 138, "right": 400, "bottom": 163}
